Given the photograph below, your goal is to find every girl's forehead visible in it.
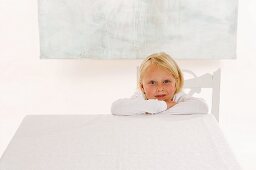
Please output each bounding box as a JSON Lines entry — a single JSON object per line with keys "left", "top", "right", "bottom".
{"left": 145, "top": 64, "right": 171, "bottom": 74}
{"left": 144, "top": 65, "right": 174, "bottom": 78}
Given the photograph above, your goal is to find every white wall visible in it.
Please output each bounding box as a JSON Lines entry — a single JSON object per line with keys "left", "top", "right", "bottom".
{"left": 0, "top": 0, "right": 256, "bottom": 169}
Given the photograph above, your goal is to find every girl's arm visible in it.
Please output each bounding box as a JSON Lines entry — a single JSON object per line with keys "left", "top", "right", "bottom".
{"left": 111, "top": 91, "right": 167, "bottom": 116}
{"left": 163, "top": 92, "right": 209, "bottom": 114}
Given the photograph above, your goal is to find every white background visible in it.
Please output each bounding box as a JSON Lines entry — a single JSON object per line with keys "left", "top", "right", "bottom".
{"left": 0, "top": 0, "right": 256, "bottom": 169}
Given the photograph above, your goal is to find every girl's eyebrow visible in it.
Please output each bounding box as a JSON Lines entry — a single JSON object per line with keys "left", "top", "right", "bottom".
{"left": 162, "top": 78, "right": 172, "bottom": 80}
{"left": 147, "top": 80, "right": 155, "bottom": 82}
{"left": 146, "top": 79, "right": 171, "bottom": 83}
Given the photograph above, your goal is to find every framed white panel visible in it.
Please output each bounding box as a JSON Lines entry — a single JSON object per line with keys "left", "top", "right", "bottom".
{"left": 38, "top": 0, "right": 238, "bottom": 59}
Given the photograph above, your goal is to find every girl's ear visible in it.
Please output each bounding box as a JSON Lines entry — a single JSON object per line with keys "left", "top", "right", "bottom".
{"left": 140, "top": 83, "right": 145, "bottom": 93}
{"left": 140, "top": 83, "right": 147, "bottom": 99}
{"left": 174, "top": 79, "right": 178, "bottom": 93}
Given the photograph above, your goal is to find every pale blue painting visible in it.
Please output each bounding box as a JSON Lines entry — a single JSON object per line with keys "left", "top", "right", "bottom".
{"left": 38, "top": 0, "right": 238, "bottom": 59}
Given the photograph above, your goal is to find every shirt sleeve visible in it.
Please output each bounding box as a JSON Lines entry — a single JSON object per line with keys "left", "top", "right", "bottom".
{"left": 111, "top": 91, "right": 167, "bottom": 116}
{"left": 163, "top": 92, "right": 209, "bottom": 114}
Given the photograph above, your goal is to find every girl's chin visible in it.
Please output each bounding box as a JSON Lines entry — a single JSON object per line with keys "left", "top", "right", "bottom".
{"left": 147, "top": 96, "right": 171, "bottom": 101}
{"left": 155, "top": 97, "right": 167, "bottom": 100}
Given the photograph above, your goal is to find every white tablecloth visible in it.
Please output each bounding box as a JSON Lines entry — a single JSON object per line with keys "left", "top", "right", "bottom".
{"left": 0, "top": 114, "right": 241, "bottom": 170}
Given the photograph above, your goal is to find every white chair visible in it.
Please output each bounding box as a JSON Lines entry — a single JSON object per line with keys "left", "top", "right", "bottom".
{"left": 183, "top": 69, "right": 221, "bottom": 121}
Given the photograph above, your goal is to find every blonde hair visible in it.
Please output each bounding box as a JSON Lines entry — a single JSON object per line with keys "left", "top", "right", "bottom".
{"left": 138, "top": 52, "right": 184, "bottom": 94}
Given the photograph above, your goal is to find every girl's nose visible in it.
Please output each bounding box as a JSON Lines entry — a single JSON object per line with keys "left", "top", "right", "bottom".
{"left": 157, "top": 84, "right": 164, "bottom": 91}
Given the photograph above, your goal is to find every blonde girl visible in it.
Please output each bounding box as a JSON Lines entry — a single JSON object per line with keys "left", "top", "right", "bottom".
{"left": 111, "top": 52, "right": 208, "bottom": 115}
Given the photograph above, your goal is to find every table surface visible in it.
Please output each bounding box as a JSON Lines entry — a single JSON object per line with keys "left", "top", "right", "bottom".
{"left": 0, "top": 114, "right": 241, "bottom": 170}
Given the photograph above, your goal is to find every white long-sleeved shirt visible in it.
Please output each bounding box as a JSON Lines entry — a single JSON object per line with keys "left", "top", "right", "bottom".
{"left": 111, "top": 91, "right": 209, "bottom": 115}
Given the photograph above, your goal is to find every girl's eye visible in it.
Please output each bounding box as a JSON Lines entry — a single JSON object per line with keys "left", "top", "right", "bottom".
{"left": 163, "top": 80, "right": 171, "bottom": 83}
{"left": 149, "top": 81, "right": 156, "bottom": 85}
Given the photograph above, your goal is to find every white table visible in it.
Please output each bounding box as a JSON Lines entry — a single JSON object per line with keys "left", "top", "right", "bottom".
{"left": 0, "top": 114, "right": 241, "bottom": 170}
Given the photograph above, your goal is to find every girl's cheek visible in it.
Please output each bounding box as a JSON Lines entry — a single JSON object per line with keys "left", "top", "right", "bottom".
{"left": 170, "top": 84, "right": 176, "bottom": 89}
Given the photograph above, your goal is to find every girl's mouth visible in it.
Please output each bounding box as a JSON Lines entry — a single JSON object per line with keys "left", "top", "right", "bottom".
{"left": 155, "top": 94, "right": 166, "bottom": 98}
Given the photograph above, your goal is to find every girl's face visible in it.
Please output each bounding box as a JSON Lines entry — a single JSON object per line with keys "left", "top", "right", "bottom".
{"left": 141, "top": 64, "right": 176, "bottom": 102}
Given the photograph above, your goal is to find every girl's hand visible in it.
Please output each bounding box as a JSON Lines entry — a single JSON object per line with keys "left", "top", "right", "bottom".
{"left": 165, "top": 99, "right": 177, "bottom": 109}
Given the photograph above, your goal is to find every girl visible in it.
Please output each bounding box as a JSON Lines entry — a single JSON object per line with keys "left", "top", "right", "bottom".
{"left": 111, "top": 52, "right": 208, "bottom": 115}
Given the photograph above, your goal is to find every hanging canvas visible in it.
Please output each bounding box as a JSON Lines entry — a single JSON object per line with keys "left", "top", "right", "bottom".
{"left": 38, "top": 0, "right": 238, "bottom": 59}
